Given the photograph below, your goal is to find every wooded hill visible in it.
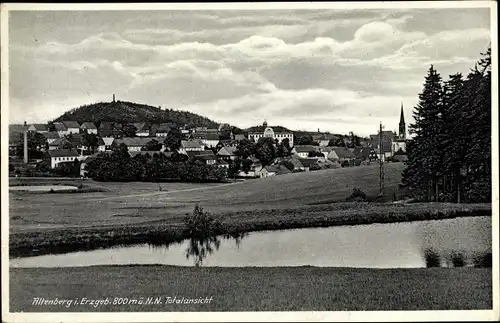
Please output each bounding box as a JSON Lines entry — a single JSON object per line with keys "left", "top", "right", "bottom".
{"left": 52, "top": 100, "right": 219, "bottom": 129}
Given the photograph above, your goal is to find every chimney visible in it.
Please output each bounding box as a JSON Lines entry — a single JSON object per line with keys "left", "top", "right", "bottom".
{"left": 113, "top": 94, "right": 116, "bottom": 102}
{"left": 23, "top": 121, "right": 28, "bottom": 164}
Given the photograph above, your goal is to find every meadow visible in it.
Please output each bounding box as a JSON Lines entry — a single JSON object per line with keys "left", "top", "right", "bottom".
{"left": 9, "top": 162, "right": 491, "bottom": 256}
{"left": 10, "top": 266, "right": 492, "bottom": 311}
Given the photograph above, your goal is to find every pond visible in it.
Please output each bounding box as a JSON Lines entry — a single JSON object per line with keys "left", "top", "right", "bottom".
{"left": 9, "top": 185, "right": 78, "bottom": 192}
{"left": 10, "top": 216, "right": 491, "bottom": 268}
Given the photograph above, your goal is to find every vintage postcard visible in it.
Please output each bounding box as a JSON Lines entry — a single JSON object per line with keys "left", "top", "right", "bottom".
{"left": 1, "top": 1, "right": 498, "bottom": 322}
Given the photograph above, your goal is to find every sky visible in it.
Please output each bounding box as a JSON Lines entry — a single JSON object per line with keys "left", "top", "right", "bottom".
{"left": 8, "top": 7, "right": 491, "bottom": 136}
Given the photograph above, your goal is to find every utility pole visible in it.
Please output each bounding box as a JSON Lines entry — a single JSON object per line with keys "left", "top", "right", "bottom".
{"left": 23, "top": 121, "right": 28, "bottom": 164}
{"left": 379, "top": 122, "right": 384, "bottom": 197}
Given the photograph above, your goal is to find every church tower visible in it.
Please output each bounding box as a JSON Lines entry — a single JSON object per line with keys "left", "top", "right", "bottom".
{"left": 399, "top": 102, "right": 406, "bottom": 140}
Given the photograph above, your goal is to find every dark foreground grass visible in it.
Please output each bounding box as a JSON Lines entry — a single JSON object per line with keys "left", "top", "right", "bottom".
{"left": 9, "top": 266, "right": 492, "bottom": 312}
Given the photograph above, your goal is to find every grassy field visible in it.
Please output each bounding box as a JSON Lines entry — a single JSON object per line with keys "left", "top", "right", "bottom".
{"left": 9, "top": 265, "right": 492, "bottom": 311}
{"left": 8, "top": 163, "right": 492, "bottom": 256}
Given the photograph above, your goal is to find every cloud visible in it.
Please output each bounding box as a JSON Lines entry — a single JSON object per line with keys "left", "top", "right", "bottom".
{"left": 8, "top": 8, "right": 491, "bottom": 136}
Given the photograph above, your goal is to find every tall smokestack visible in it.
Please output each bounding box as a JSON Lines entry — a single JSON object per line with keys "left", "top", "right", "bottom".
{"left": 113, "top": 94, "right": 116, "bottom": 102}
{"left": 23, "top": 121, "right": 28, "bottom": 164}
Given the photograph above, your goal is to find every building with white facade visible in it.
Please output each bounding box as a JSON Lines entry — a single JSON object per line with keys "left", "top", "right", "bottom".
{"left": 45, "top": 149, "right": 79, "bottom": 168}
{"left": 248, "top": 121, "right": 294, "bottom": 146}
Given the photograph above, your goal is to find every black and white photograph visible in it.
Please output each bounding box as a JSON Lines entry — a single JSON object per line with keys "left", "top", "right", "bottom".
{"left": 1, "top": 2, "right": 498, "bottom": 322}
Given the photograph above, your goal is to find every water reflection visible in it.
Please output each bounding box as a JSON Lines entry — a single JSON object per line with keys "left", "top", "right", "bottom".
{"left": 10, "top": 216, "right": 491, "bottom": 268}
{"left": 149, "top": 233, "right": 248, "bottom": 267}
{"left": 423, "top": 248, "right": 492, "bottom": 268}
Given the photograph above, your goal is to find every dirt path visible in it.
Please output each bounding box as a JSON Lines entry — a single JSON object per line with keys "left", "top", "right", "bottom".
{"left": 90, "top": 180, "right": 246, "bottom": 201}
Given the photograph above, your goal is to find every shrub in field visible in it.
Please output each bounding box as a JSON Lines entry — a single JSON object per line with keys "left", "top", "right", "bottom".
{"left": 346, "top": 187, "right": 367, "bottom": 202}
{"left": 473, "top": 252, "right": 492, "bottom": 268}
{"left": 450, "top": 251, "right": 465, "bottom": 267}
{"left": 184, "top": 204, "right": 223, "bottom": 238}
{"left": 463, "top": 178, "right": 491, "bottom": 203}
{"left": 279, "top": 160, "right": 295, "bottom": 172}
{"left": 49, "top": 188, "right": 55, "bottom": 194}
{"left": 309, "top": 164, "right": 321, "bottom": 171}
{"left": 424, "top": 249, "right": 441, "bottom": 267}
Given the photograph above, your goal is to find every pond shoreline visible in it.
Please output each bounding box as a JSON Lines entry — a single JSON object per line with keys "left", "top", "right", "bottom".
{"left": 9, "top": 202, "right": 492, "bottom": 258}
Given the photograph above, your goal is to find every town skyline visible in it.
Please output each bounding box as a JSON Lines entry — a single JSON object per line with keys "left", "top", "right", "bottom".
{"left": 8, "top": 7, "right": 491, "bottom": 137}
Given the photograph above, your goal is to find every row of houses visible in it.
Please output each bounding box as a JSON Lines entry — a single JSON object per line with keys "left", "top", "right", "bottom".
{"left": 26, "top": 121, "right": 178, "bottom": 138}
{"left": 290, "top": 145, "right": 378, "bottom": 162}
{"left": 40, "top": 130, "right": 384, "bottom": 170}
{"left": 23, "top": 120, "right": 245, "bottom": 150}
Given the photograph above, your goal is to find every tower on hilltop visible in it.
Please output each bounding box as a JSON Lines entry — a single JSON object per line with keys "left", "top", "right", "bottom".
{"left": 399, "top": 102, "right": 406, "bottom": 140}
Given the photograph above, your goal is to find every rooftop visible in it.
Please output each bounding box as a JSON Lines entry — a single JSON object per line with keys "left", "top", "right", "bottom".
{"left": 293, "top": 145, "right": 317, "bottom": 153}
{"left": 61, "top": 121, "right": 80, "bottom": 129}
{"left": 29, "top": 124, "right": 48, "bottom": 131}
{"left": 217, "top": 146, "right": 237, "bottom": 156}
{"left": 81, "top": 122, "right": 97, "bottom": 129}
{"left": 46, "top": 149, "right": 79, "bottom": 158}
{"left": 181, "top": 140, "right": 204, "bottom": 149}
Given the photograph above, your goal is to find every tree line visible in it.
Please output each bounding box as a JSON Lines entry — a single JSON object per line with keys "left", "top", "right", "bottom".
{"left": 401, "top": 46, "right": 491, "bottom": 203}
{"left": 85, "top": 144, "right": 227, "bottom": 183}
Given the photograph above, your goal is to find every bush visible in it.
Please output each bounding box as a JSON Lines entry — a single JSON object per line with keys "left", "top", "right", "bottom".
{"left": 424, "top": 249, "right": 441, "bottom": 267}
{"left": 279, "top": 160, "right": 295, "bottom": 171}
{"left": 450, "top": 251, "right": 465, "bottom": 267}
{"left": 473, "top": 252, "right": 492, "bottom": 268}
{"left": 309, "top": 164, "right": 321, "bottom": 171}
{"left": 184, "top": 204, "right": 223, "bottom": 238}
{"left": 463, "top": 178, "right": 491, "bottom": 203}
{"left": 346, "top": 187, "right": 367, "bottom": 201}
{"left": 341, "top": 160, "right": 349, "bottom": 168}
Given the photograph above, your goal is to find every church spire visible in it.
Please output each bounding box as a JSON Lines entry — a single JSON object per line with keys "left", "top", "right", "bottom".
{"left": 399, "top": 102, "right": 406, "bottom": 140}
{"left": 399, "top": 102, "right": 405, "bottom": 124}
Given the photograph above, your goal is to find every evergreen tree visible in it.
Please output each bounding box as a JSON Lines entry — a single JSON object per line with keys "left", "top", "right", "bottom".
{"left": 402, "top": 65, "right": 444, "bottom": 200}
{"left": 441, "top": 73, "right": 465, "bottom": 202}
{"left": 402, "top": 46, "right": 491, "bottom": 203}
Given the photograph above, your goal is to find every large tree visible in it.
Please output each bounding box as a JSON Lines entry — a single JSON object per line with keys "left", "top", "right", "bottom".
{"left": 328, "top": 137, "right": 344, "bottom": 147}
{"left": 82, "top": 132, "right": 99, "bottom": 154}
{"left": 142, "top": 139, "right": 163, "bottom": 151}
{"left": 277, "top": 138, "right": 291, "bottom": 157}
{"left": 402, "top": 65, "right": 444, "bottom": 201}
{"left": 295, "top": 135, "right": 315, "bottom": 146}
{"left": 402, "top": 46, "right": 491, "bottom": 203}
{"left": 235, "top": 138, "right": 255, "bottom": 159}
{"left": 122, "top": 124, "right": 137, "bottom": 137}
{"left": 15, "top": 132, "right": 47, "bottom": 160}
{"left": 255, "top": 137, "right": 276, "bottom": 166}
{"left": 441, "top": 73, "right": 465, "bottom": 202}
{"left": 164, "top": 127, "right": 182, "bottom": 151}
